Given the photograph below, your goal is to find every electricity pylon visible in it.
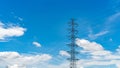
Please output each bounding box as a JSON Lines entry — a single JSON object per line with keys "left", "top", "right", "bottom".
{"left": 67, "top": 19, "right": 79, "bottom": 68}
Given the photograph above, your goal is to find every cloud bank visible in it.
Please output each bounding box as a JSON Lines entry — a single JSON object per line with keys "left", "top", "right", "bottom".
{"left": 0, "top": 52, "right": 52, "bottom": 68}
{"left": 1, "top": 39, "right": 120, "bottom": 68}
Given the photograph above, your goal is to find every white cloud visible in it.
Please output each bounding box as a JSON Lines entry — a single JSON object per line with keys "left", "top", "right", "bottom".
{"left": 0, "top": 22, "right": 26, "bottom": 40}
{"left": 75, "top": 38, "right": 104, "bottom": 52}
{"left": 59, "top": 50, "right": 70, "bottom": 57}
{"left": 33, "top": 41, "right": 41, "bottom": 47}
{"left": 0, "top": 52, "right": 52, "bottom": 68}
{"left": 75, "top": 38, "right": 112, "bottom": 59}
{"left": 7, "top": 64, "right": 26, "bottom": 68}
{"left": 75, "top": 38, "right": 120, "bottom": 68}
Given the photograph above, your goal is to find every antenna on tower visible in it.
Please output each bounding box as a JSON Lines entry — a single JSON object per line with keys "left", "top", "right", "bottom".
{"left": 67, "top": 19, "right": 79, "bottom": 68}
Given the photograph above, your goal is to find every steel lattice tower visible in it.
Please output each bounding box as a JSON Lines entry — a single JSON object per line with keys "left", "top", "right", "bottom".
{"left": 67, "top": 19, "right": 78, "bottom": 68}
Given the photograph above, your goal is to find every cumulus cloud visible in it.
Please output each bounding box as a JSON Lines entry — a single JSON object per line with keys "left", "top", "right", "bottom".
{"left": 48, "top": 38, "right": 120, "bottom": 68}
{"left": 0, "top": 52, "right": 52, "bottom": 68}
{"left": 33, "top": 41, "right": 41, "bottom": 47}
{"left": 75, "top": 38, "right": 120, "bottom": 68}
{"left": 0, "top": 22, "right": 26, "bottom": 40}
{"left": 76, "top": 38, "right": 104, "bottom": 52}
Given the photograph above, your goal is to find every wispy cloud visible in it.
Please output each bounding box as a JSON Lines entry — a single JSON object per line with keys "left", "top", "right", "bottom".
{"left": 106, "top": 12, "right": 120, "bottom": 24}
{"left": 103, "top": 12, "right": 120, "bottom": 32}
{"left": 88, "top": 28, "right": 109, "bottom": 40}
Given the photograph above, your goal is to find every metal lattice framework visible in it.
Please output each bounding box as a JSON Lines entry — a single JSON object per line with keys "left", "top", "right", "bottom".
{"left": 67, "top": 19, "right": 79, "bottom": 68}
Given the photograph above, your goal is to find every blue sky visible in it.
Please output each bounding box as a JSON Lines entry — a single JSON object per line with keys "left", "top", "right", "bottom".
{"left": 0, "top": 0, "right": 120, "bottom": 68}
